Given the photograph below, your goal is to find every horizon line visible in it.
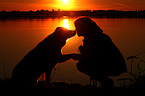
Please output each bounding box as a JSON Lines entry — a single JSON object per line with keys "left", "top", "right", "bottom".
{"left": 1, "top": 9, "right": 145, "bottom": 12}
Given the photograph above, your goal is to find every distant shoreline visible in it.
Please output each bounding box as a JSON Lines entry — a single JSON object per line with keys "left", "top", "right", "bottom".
{"left": 0, "top": 10, "right": 145, "bottom": 19}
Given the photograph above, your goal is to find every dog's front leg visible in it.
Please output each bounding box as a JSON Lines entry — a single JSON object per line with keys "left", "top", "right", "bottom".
{"left": 44, "top": 70, "right": 52, "bottom": 88}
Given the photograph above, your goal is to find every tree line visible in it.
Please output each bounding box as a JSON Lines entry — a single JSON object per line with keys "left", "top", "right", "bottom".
{"left": 0, "top": 9, "right": 145, "bottom": 18}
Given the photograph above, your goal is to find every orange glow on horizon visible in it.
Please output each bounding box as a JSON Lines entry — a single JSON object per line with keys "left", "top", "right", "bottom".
{"left": 0, "top": 0, "right": 145, "bottom": 11}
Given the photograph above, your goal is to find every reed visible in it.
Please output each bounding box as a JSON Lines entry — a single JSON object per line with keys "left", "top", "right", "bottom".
{"left": 118, "top": 52, "right": 145, "bottom": 88}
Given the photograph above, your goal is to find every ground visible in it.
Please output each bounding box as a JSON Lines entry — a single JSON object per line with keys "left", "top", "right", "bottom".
{"left": 0, "top": 80, "right": 143, "bottom": 95}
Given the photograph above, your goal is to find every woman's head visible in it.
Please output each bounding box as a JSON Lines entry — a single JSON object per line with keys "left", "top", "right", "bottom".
{"left": 74, "top": 17, "right": 103, "bottom": 37}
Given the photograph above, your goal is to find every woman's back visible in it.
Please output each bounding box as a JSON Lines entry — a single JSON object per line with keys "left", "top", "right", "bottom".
{"left": 79, "top": 33, "right": 127, "bottom": 76}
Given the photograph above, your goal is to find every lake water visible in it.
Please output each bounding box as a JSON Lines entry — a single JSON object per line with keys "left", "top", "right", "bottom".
{"left": 0, "top": 17, "right": 145, "bottom": 86}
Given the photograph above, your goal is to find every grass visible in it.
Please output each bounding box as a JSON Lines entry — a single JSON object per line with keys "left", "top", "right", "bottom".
{"left": 0, "top": 52, "right": 145, "bottom": 95}
{"left": 117, "top": 52, "right": 145, "bottom": 88}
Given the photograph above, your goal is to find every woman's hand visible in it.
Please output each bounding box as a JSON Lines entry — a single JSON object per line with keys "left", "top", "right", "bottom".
{"left": 70, "top": 53, "right": 82, "bottom": 60}
{"left": 79, "top": 45, "right": 84, "bottom": 53}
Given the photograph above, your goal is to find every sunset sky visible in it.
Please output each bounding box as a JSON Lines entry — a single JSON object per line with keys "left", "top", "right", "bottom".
{"left": 0, "top": 0, "right": 145, "bottom": 11}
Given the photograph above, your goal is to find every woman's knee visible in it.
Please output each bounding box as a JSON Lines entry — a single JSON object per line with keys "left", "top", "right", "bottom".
{"left": 77, "top": 63, "right": 92, "bottom": 76}
{"left": 96, "top": 76, "right": 114, "bottom": 88}
{"left": 76, "top": 63, "right": 84, "bottom": 72}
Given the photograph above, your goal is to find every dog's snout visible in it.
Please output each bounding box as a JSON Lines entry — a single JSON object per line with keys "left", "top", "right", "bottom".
{"left": 70, "top": 30, "right": 76, "bottom": 36}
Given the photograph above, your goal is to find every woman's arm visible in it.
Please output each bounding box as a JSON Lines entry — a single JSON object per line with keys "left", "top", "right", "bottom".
{"left": 57, "top": 53, "right": 81, "bottom": 63}
{"left": 71, "top": 54, "right": 82, "bottom": 60}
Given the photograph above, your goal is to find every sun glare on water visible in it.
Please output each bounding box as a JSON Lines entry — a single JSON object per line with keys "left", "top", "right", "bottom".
{"left": 62, "top": 19, "right": 71, "bottom": 42}
{"left": 63, "top": 19, "right": 69, "bottom": 29}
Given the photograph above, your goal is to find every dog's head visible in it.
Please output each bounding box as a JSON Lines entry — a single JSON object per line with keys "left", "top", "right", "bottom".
{"left": 54, "top": 27, "right": 76, "bottom": 40}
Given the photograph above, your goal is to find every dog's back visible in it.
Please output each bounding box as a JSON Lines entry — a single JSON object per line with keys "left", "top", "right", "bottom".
{"left": 12, "top": 32, "right": 63, "bottom": 87}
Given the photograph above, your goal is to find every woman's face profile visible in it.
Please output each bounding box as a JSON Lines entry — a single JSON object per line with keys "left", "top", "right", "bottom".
{"left": 75, "top": 27, "right": 84, "bottom": 36}
{"left": 74, "top": 17, "right": 95, "bottom": 37}
{"left": 75, "top": 24, "right": 90, "bottom": 37}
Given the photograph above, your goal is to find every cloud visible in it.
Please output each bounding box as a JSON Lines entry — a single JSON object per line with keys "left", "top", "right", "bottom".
{"left": 114, "top": 2, "right": 129, "bottom": 7}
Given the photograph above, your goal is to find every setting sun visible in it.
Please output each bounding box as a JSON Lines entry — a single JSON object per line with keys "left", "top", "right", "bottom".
{"left": 62, "top": 0, "right": 69, "bottom": 4}
{"left": 49, "top": 0, "right": 74, "bottom": 10}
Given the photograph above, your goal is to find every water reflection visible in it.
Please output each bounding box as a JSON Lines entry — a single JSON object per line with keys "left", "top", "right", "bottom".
{"left": 62, "top": 19, "right": 70, "bottom": 42}
{"left": 0, "top": 18, "right": 145, "bottom": 85}
{"left": 63, "top": 19, "right": 69, "bottom": 29}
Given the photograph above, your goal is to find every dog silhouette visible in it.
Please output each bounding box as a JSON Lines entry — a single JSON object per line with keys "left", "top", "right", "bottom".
{"left": 12, "top": 27, "right": 76, "bottom": 87}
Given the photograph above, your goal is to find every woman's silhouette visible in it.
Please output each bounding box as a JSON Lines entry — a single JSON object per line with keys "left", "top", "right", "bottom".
{"left": 73, "top": 17, "right": 127, "bottom": 88}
